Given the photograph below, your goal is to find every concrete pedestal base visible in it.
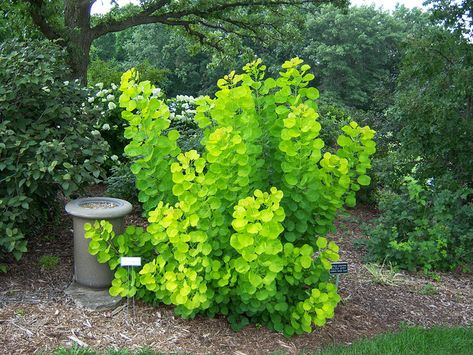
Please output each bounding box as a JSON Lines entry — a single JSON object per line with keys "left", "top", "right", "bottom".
{"left": 65, "top": 282, "right": 122, "bottom": 311}
{"left": 65, "top": 197, "right": 132, "bottom": 289}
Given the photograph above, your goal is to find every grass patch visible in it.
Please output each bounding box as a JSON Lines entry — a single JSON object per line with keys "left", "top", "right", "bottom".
{"left": 318, "top": 326, "right": 473, "bottom": 355}
{"left": 419, "top": 283, "right": 438, "bottom": 296}
{"left": 39, "top": 255, "right": 60, "bottom": 269}
{"left": 364, "top": 261, "right": 402, "bottom": 286}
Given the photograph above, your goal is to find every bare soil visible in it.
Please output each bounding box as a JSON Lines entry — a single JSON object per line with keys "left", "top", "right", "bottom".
{"left": 1, "top": 191, "right": 472, "bottom": 354}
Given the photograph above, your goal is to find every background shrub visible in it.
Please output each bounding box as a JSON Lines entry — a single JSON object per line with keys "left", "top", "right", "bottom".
{"left": 363, "top": 178, "right": 473, "bottom": 272}
{"left": 87, "top": 82, "right": 130, "bottom": 160}
{"left": 0, "top": 40, "right": 110, "bottom": 267}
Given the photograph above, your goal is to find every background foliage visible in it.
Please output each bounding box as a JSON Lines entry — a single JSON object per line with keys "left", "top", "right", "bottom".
{"left": 361, "top": 1, "right": 473, "bottom": 272}
{"left": 388, "top": 27, "right": 473, "bottom": 188}
{"left": 0, "top": 40, "right": 110, "bottom": 267}
{"left": 363, "top": 178, "right": 473, "bottom": 272}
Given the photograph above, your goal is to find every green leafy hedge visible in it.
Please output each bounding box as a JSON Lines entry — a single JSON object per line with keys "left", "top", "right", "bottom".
{"left": 86, "top": 58, "right": 375, "bottom": 335}
{"left": 0, "top": 40, "right": 110, "bottom": 267}
{"left": 363, "top": 178, "right": 473, "bottom": 272}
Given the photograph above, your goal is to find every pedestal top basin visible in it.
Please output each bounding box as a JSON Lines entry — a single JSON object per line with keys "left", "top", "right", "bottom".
{"left": 65, "top": 197, "right": 132, "bottom": 219}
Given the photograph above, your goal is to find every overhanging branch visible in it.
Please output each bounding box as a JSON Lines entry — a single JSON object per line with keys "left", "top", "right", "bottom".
{"left": 165, "top": 0, "right": 322, "bottom": 19}
{"left": 90, "top": 0, "right": 335, "bottom": 39}
{"left": 26, "top": 0, "right": 62, "bottom": 41}
{"left": 92, "top": 0, "right": 170, "bottom": 38}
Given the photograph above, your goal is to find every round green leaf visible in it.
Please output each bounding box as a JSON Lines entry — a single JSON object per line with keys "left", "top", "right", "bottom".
{"left": 300, "top": 255, "right": 312, "bottom": 268}
{"left": 357, "top": 175, "right": 371, "bottom": 186}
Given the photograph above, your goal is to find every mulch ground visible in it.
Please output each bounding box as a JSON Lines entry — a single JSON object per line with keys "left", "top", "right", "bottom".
{"left": 1, "top": 191, "right": 472, "bottom": 354}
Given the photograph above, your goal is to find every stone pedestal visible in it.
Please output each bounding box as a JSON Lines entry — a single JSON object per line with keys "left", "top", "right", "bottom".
{"left": 65, "top": 197, "right": 132, "bottom": 309}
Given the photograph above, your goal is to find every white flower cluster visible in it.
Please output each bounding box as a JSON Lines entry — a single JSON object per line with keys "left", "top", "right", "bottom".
{"left": 175, "top": 95, "right": 196, "bottom": 104}
{"left": 168, "top": 95, "right": 200, "bottom": 123}
{"left": 170, "top": 113, "right": 196, "bottom": 123}
{"left": 152, "top": 88, "right": 163, "bottom": 98}
{"left": 86, "top": 83, "right": 117, "bottom": 106}
{"left": 80, "top": 83, "right": 121, "bottom": 132}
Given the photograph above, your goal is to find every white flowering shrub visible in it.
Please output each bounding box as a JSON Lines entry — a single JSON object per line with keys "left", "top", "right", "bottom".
{"left": 166, "top": 95, "right": 203, "bottom": 153}
{"left": 84, "top": 83, "right": 127, "bottom": 160}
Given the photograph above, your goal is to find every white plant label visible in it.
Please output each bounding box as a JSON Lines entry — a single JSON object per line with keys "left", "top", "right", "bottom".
{"left": 120, "top": 257, "right": 142, "bottom": 267}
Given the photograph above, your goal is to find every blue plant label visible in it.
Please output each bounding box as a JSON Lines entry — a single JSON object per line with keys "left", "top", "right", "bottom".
{"left": 330, "top": 262, "right": 348, "bottom": 274}
{"left": 120, "top": 257, "right": 142, "bottom": 267}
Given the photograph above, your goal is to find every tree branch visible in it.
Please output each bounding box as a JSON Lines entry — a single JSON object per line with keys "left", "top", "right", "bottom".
{"left": 182, "top": 24, "right": 224, "bottom": 51}
{"left": 26, "top": 0, "right": 61, "bottom": 41}
{"left": 164, "top": 0, "right": 321, "bottom": 19}
{"left": 91, "top": 0, "right": 333, "bottom": 39}
{"left": 91, "top": 0, "right": 171, "bottom": 38}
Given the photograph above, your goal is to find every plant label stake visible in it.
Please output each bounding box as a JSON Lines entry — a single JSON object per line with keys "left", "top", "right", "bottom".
{"left": 120, "top": 257, "right": 142, "bottom": 319}
{"left": 330, "top": 261, "right": 348, "bottom": 288}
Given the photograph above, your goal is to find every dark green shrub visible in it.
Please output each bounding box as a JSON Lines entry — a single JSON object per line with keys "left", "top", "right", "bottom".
{"left": 0, "top": 40, "right": 110, "bottom": 267}
{"left": 317, "top": 100, "right": 350, "bottom": 150}
{"left": 363, "top": 178, "right": 473, "bottom": 271}
{"left": 105, "top": 163, "right": 137, "bottom": 203}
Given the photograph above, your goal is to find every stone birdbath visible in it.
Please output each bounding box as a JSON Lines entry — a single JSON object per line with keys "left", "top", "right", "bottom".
{"left": 65, "top": 197, "right": 132, "bottom": 310}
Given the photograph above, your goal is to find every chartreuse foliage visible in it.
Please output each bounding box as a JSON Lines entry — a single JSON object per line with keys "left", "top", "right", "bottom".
{"left": 85, "top": 58, "right": 375, "bottom": 335}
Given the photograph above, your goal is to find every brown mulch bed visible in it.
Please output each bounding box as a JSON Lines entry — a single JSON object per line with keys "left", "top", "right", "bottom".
{"left": 1, "top": 191, "right": 472, "bottom": 354}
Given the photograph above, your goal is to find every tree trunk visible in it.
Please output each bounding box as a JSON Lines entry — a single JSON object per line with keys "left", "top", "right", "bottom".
{"left": 30, "top": 0, "right": 315, "bottom": 85}
{"left": 67, "top": 35, "right": 93, "bottom": 85}
{"left": 64, "top": 0, "right": 93, "bottom": 85}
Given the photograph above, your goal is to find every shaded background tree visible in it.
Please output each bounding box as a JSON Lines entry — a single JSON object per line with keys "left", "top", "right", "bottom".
{"left": 390, "top": 27, "right": 473, "bottom": 187}
{"left": 17, "top": 0, "right": 348, "bottom": 82}
{"left": 362, "top": 0, "right": 473, "bottom": 273}
{"left": 0, "top": 0, "right": 39, "bottom": 41}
